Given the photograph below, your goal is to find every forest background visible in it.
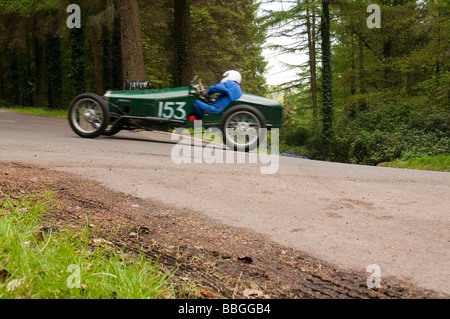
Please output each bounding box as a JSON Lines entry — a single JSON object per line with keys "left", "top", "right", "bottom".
{"left": 0, "top": 0, "right": 448, "bottom": 166}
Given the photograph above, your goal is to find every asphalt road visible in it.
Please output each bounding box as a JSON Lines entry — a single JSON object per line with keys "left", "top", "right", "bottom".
{"left": 1, "top": 109, "right": 449, "bottom": 296}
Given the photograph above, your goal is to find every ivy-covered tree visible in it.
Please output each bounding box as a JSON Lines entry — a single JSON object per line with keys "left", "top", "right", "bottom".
{"left": 69, "top": 27, "right": 86, "bottom": 95}
{"left": 44, "top": 34, "right": 63, "bottom": 109}
{"left": 320, "top": 0, "right": 333, "bottom": 144}
{"left": 173, "top": 0, "right": 192, "bottom": 87}
{"left": 264, "top": 0, "right": 448, "bottom": 163}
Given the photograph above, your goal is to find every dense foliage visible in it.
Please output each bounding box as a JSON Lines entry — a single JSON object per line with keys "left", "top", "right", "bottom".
{"left": 0, "top": 0, "right": 448, "bottom": 165}
{"left": 267, "top": 0, "right": 449, "bottom": 165}
{"left": 0, "top": 0, "right": 267, "bottom": 108}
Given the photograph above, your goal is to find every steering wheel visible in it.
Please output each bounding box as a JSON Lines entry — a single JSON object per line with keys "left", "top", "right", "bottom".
{"left": 198, "top": 78, "right": 207, "bottom": 97}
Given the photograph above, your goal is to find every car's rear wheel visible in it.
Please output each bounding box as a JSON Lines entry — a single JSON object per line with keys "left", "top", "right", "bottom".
{"left": 68, "top": 93, "right": 109, "bottom": 138}
{"left": 219, "top": 105, "right": 266, "bottom": 152}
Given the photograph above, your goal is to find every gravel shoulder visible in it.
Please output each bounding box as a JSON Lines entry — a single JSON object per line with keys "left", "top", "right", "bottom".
{"left": 0, "top": 162, "right": 444, "bottom": 299}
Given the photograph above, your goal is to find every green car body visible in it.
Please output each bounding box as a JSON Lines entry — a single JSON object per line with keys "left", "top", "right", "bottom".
{"left": 103, "top": 85, "right": 283, "bottom": 130}
{"left": 68, "top": 78, "right": 283, "bottom": 151}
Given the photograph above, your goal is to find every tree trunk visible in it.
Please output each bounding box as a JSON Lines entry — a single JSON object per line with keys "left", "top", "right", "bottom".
{"left": 101, "top": 24, "right": 112, "bottom": 91}
{"left": 349, "top": 38, "right": 357, "bottom": 118}
{"left": 92, "top": 25, "right": 104, "bottom": 95}
{"left": 69, "top": 27, "right": 86, "bottom": 95}
{"left": 358, "top": 18, "right": 366, "bottom": 110}
{"left": 0, "top": 51, "right": 4, "bottom": 101}
{"left": 351, "top": 41, "right": 356, "bottom": 96}
{"left": 111, "top": 15, "right": 123, "bottom": 90}
{"left": 321, "top": 0, "right": 333, "bottom": 141}
{"left": 33, "top": 37, "right": 45, "bottom": 108}
{"left": 382, "top": 38, "right": 392, "bottom": 88}
{"left": 25, "top": 33, "right": 33, "bottom": 107}
{"left": 44, "top": 35, "right": 62, "bottom": 109}
{"left": 306, "top": 4, "right": 318, "bottom": 122}
{"left": 119, "top": 0, "right": 146, "bottom": 84}
{"left": 173, "top": 0, "right": 192, "bottom": 87}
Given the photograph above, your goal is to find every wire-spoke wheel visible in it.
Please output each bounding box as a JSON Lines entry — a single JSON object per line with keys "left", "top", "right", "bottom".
{"left": 68, "top": 93, "right": 109, "bottom": 138}
{"left": 103, "top": 115, "right": 122, "bottom": 136}
{"left": 103, "top": 124, "right": 122, "bottom": 136}
{"left": 219, "top": 105, "right": 266, "bottom": 152}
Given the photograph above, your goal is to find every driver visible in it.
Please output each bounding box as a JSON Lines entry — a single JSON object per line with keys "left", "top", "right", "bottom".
{"left": 188, "top": 70, "right": 243, "bottom": 121}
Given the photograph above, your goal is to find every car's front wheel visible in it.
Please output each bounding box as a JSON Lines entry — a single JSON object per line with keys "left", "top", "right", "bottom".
{"left": 68, "top": 93, "right": 109, "bottom": 138}
{"left": 219, "top": 105, "right": 266, "bottom": 152}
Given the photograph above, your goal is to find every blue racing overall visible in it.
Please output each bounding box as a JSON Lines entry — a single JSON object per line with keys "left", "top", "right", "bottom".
{"left": 190, "top": 80, "right": 243, "bottom": 118}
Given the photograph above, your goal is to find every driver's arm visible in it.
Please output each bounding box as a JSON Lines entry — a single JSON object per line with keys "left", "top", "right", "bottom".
{"left": 206, "top": 82, "right": 226, "bottom": 96}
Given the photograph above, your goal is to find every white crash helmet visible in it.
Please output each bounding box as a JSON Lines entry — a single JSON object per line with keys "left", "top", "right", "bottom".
{"left": 221, "top": 70, "right": 242, "bottom": 84}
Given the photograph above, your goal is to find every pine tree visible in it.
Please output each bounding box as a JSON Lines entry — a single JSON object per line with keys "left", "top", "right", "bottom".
{"left": 44, "top": 35, "right": 62, "bottom": 108}
{"left": 69, "top": 27, "right": 86, "bottom": 95}
{"left": 119, "top": 0, "right": 146, "bottom": 84}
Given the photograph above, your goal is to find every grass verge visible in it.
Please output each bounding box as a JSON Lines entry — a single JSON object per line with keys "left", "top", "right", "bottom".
{"left": 0, "top": 106, "right": 66, "bottom": 118}
{"left": 378, "top": 154, "right": 450, "bottom": 172}
{"left": 0, "top": 191, "right": 185, "bottom": 299}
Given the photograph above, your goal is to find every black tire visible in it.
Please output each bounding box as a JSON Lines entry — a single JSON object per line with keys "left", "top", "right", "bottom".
{"left": 219, "top": 104, "right": 266, "bottom": 152}
{"left": 68, "top": 93, "right": 109, "bottom": 138}
{"left": 103, "top": 124, "right": 122, "bottom": 136}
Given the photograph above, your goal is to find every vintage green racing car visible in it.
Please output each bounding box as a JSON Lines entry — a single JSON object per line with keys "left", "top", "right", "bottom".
{"left": 67, "top": 76, "right": 283, "bottom": 151}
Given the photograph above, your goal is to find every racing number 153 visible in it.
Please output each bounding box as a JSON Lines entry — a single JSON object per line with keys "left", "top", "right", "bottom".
{"left": 158, "top": 101, "right": 187, "bottom": 120}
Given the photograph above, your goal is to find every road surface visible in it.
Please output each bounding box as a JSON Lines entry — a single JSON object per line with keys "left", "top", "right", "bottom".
{"left": 1, "top": 109, "right": 449, "bottom": 296}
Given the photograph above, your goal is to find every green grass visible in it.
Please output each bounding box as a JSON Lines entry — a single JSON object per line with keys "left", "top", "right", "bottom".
{"left": 378, "top": 154, "right": 450, "bottom": 172}
{"left": 0, "top": 106, "right": 67, "bottom": 118}
{"left": 0, "top": 191, "right": 189, "bottom": 299}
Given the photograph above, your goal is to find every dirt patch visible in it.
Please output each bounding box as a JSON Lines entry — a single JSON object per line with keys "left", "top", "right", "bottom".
{"left": 0, "top": 161, "right": 442, "bottom": 299}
